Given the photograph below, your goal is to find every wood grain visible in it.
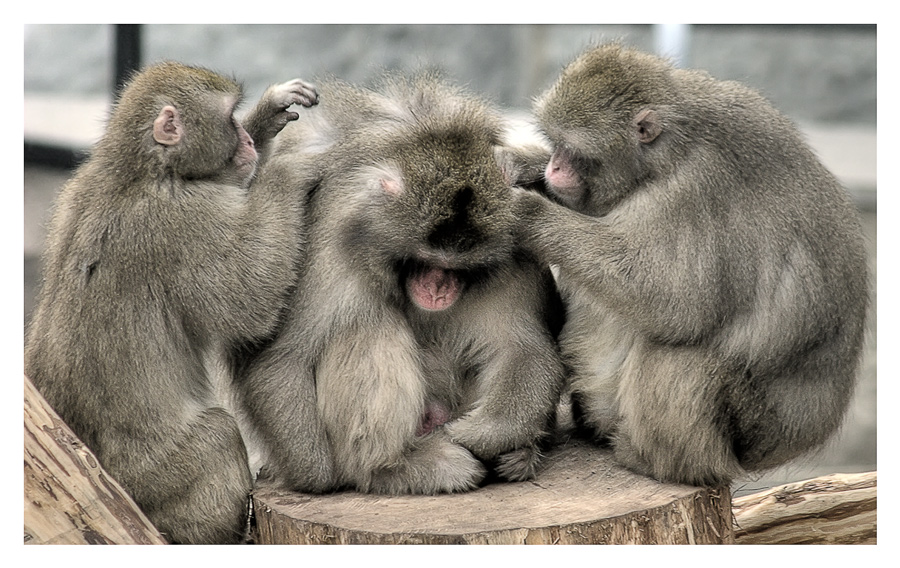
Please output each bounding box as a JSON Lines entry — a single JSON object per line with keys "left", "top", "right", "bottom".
{"left": 733, "top": 471, "right": 876, "bottom": 544}
{"left": 253, "top": 440, "right": 734, "bottom": 544}
{"left": 24, "top": 375, "right": 166, "bottom": 545}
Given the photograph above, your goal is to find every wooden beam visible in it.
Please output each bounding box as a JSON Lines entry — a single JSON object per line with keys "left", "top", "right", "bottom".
{"left": 24, "top": 375, "right": 166, "bottom": 545}
{"left": 732, "top": 471, "right": 876, "bottom": 544}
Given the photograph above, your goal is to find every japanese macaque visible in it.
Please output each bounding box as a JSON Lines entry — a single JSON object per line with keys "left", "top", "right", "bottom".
{"left": 239, "top": 74, "right": 564, "bottom": 495}
{"left": 24, "top": 61, "right": 318, "bottom": 543}
{"left": 513, "top": 44, "right": 868, "bottom": 486}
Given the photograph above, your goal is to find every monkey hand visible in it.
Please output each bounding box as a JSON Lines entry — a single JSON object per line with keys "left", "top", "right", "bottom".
{"left": 445, "top": 408, "right": 542, "bottom": 462}
{"left": 509, "top": 186, "right": 550, "bottom": 250}
{"left": 511, "top": 185, "right": 549, "bottom": 221}
{"left": 244, "top": 78, "right": 319, "bottom": 144}
{"left": 268, "top": 78, "right": 319, "bottom": 111}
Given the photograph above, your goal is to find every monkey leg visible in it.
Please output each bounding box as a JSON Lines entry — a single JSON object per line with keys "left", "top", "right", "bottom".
{"left": 491, "top": 445, "right": 544, "bottom": 482}
{"left": 239, "top": 345, "right": 336, "bottom": 493}
{"left": 723, "top": 348, "right": 856, "bottom": 473}
{"left": 613, "top": 341, "right": 743, "bottom": 486}
{"left": 108, "top": 407, "right": 253, "bottom": 544}
{"left": 564, "top": 314, "right": 636, "bottom": 442}
{"left": 367, "top": 429, "right": 487, "bottom": 495}
{"left": 317, "top": 320, "right": 485, "bottom": 494}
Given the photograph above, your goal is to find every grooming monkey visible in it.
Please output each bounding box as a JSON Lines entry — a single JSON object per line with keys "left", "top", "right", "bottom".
{"left": 239, "top": 74, "right": 564, "bottom": 494}
{"left": 513, "top": 44, "right": 868, "bottom": 486}
{"left": 24, "top": 62, "right": 318, "bottom": 543}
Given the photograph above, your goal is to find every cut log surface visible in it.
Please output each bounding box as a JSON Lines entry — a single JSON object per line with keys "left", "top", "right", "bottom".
{"left": 732, "top": 471, "right": 876, "bottom": 544}
{"left": 253, "top": 440, "right": 734, "bottom": 544}
{"left": 24, "top": 375, "right": 166, "bottom": 545}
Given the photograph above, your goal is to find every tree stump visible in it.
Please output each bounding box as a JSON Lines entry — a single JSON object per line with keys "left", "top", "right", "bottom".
{"left": 253, "top": 440, "right": 734, "bottom": 544}
{"left": 24, "top": 375, "right": 166, "bottom": 545}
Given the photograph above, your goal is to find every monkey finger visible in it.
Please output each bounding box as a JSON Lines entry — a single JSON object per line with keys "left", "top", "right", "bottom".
{"left": 270, "top": 79, "right": 319, "bottom": 111}
{"left": 283, "top": 78, "right": 319, "bottom": 107}
{"left": 294, "top": 89, "right": 319, "bottom": 108}
{"left": 511, "top": 186, "right": 548, "bottom": 220}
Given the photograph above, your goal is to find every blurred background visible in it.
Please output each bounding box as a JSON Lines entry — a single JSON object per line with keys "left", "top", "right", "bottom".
{"left": 23, "top": 24, "right": 876, "bottom": 496}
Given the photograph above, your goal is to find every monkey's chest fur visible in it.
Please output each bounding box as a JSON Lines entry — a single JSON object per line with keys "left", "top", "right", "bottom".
{"left": 401, "top": 276, "right": 498, "bottom": 417}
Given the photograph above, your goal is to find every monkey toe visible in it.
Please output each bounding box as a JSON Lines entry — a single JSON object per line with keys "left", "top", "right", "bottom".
{"left": 492, "top": 445, "right": 543, "bottom": 482}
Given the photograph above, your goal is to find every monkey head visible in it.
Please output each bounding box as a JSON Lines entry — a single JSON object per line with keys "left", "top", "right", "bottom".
{"left": 534, "top": 44, "right": 676, "bottom": 216}
{"left": 339, "top": 121, "right": 516, "bottom": 313}
{"left": 107, "top": 61, "right": 258, "bottom": 187}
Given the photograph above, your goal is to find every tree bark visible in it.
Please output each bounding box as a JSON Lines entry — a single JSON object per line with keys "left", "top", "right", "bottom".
{"left": 24, "top": 375, "right": 166, "bottom": 545}
{"left": 732, "top": 471, "right": 876, "bottom": 544}
{"left": 253, "top": 440, "right": 734, "bottom": 544}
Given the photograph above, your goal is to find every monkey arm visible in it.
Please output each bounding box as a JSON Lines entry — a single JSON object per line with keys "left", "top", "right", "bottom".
{"left": 445, "top": 263, "right": 563, "bottom": 461}
{"left": 241, "top": 78, "right": 319, "bottom": 166}
{"left": 514, "top": 188, "right": 726, "bottom": 344}
{"left": 153, "top": 176, "right": 304, "bottom": 344}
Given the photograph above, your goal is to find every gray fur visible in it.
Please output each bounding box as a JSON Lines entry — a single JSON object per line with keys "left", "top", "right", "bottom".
{"left": 514, "top": 44, "right": 868, "bottom": 486}
{"left": 240, "top": 74, "right": 564, "bottom": 494}
{"left": 24, "top": 62, "right": 317, "bottom": 543}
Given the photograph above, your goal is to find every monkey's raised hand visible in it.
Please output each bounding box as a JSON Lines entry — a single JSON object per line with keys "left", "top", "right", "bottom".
{"left": 242, "top": 78, "right": 319, "bottom": 146}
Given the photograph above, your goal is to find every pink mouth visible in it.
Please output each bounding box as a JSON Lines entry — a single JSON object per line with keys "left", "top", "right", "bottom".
{"left": 406, "top": 266, "right": 462, "bottom": 311}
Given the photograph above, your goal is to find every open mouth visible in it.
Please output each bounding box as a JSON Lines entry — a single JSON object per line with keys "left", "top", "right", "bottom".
{"left": 405, "top": 264, "right": 463, "bottom": 311}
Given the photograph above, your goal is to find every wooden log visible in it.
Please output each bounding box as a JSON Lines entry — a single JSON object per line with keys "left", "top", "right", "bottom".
{"left": 732, "top": 471, "right": 876, "bottom": 544}
{"left": 24, "top": 375, "right": 167, "bottom": 545}
{"left": 253, "top": 440, "right": 734, "bottom": 544}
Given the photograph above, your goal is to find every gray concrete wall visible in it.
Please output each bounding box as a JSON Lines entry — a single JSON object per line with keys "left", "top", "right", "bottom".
{"left": 24, "top": 24, "right": 875, "bottom": 123}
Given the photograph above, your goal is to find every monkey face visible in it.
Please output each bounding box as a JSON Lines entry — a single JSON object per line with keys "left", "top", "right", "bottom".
{"left": 534, "top": 45, "right": 673, "bottom": 217}
{"left": 543, "top": 147, "right": 589, "bottom": 209}
{"left": 229, "top": 118, "right": 259, "bottom": 184}
{"left": 340, "top": 135, "right": 515, "bottom": 312}
{"left": 398, "top": 159, "right": 513, "bottom": 312}
{"left": 184, "top": 95, "right": 258, "bottom": 186}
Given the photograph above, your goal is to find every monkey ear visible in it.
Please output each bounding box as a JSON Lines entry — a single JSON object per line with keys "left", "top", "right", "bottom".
{"left": 633, "top": 108, "right": 662, "bottom": 144}
{"left": 153, "top": 105, "right": 183, "bottom": 146}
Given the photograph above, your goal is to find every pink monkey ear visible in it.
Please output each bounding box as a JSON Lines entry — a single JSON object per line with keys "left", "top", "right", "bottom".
{"left": 153, "top": 105, "right": 183, "bottom": 146}
{"left": 633, "top": 108, "right": 662, "bottom": 144}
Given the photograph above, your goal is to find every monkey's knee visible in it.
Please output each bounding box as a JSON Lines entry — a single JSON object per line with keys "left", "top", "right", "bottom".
{"left": 152, "top": 487, "right": 251, "bottom": 544}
